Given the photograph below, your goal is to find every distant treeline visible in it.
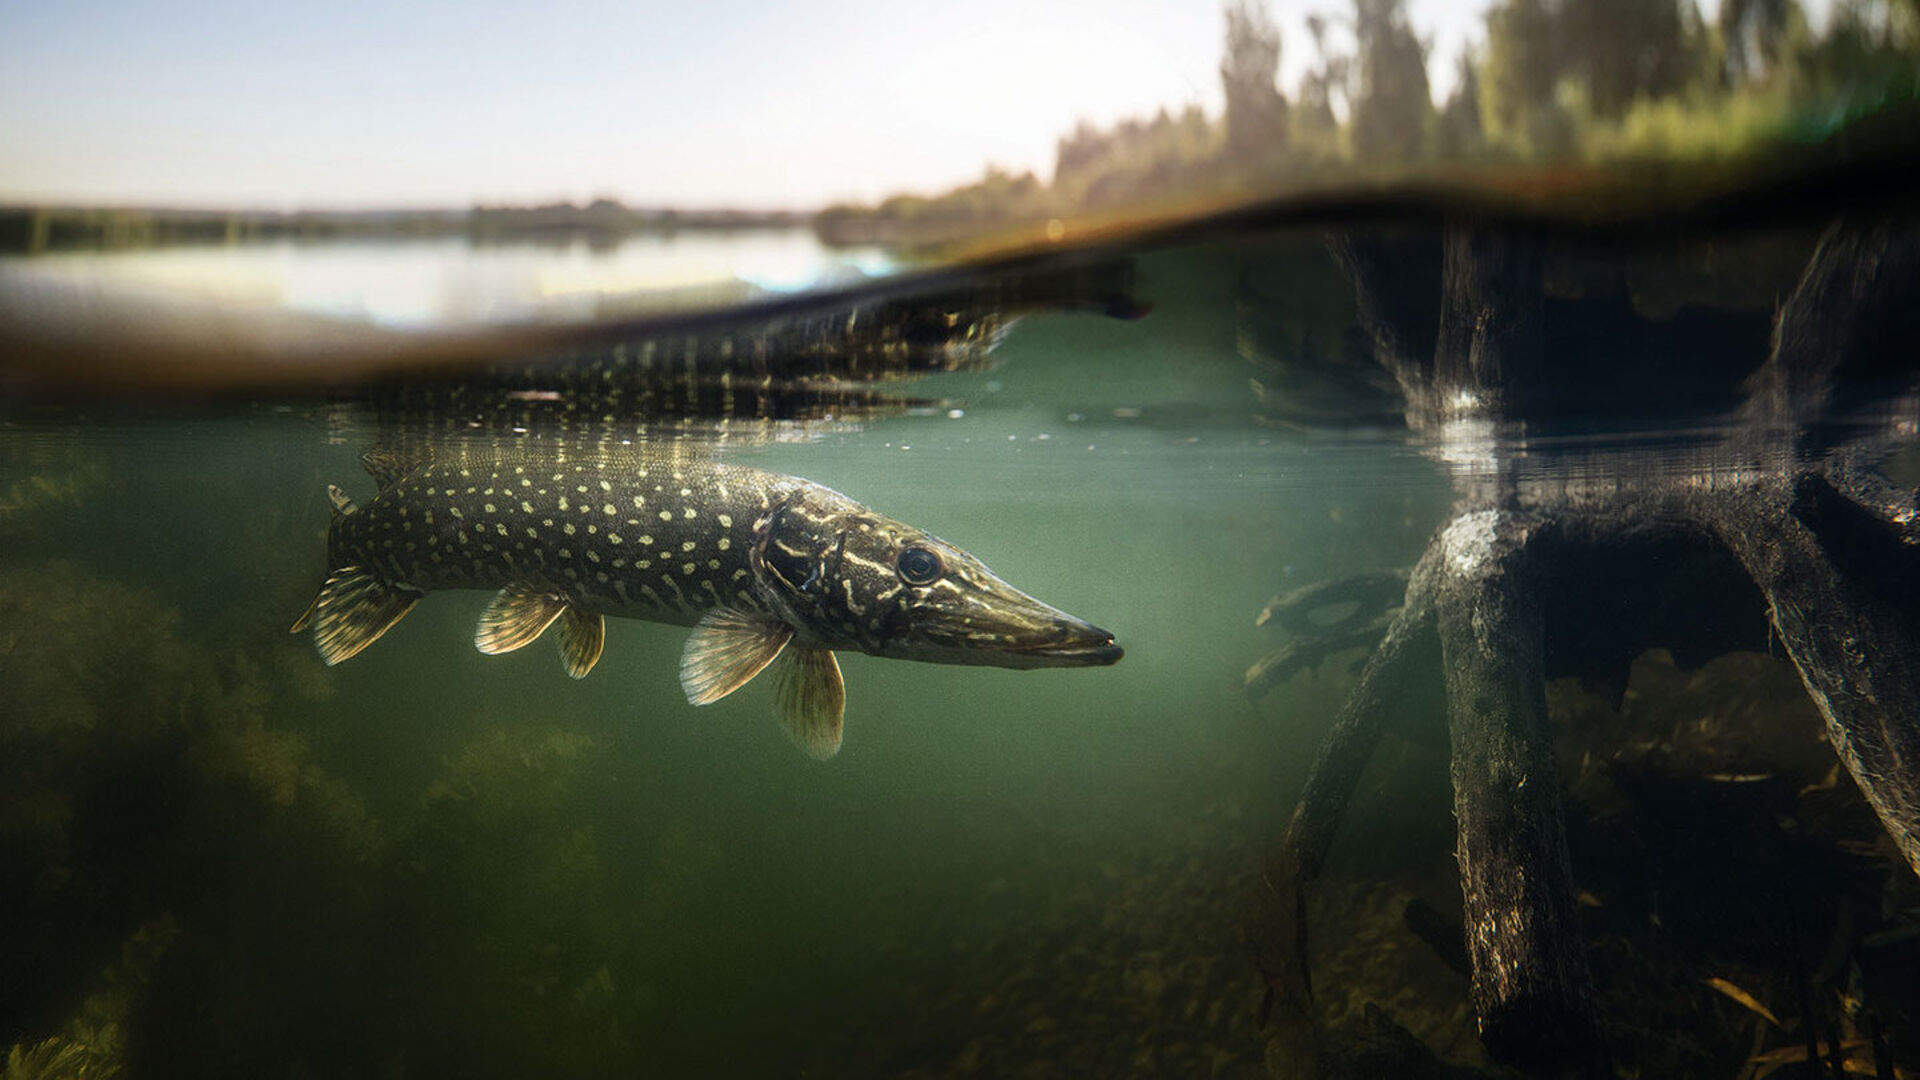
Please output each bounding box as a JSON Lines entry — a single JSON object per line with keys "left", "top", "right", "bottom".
{"left": 815, "top": 0, "right": 1920, "bottom": 248}
{"left": 0, "top": 199, "right": 811, "bottom": 255}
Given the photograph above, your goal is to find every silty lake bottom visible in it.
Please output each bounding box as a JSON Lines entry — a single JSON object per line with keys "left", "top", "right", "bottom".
{"left": 2, "top": 209, "right": 1917, "bottom": 1080}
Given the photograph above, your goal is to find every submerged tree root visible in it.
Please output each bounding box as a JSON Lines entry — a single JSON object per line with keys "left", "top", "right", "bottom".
{"left": 1251, "top": 215, "right": 1920, "bottom": 1077}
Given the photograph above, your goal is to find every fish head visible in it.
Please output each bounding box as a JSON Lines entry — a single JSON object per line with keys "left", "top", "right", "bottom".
{"left": 753, "top": 486, "right": 1122, "bottom": 669}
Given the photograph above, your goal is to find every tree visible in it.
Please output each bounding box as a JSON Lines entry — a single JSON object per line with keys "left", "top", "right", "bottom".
{"left": 1481, "top": 0, "right": 1705, "bottom": 152}
{"left": 1436, "top": 53, "right": 1486, "bottom": 160}
{"left": 1221, "top": 0, "right": 1290, "bottom": 167}
{"left": 1054, "top": 120, "right": 1114, "bottom": 186}
{"left": 1294, "top": 13, "right": 1348, "bottom": 148}
{"left": 1350, "top": 0, "right": 1433, "bottom": 162}
{"left": 1481, "top": 0, "right": 1563, "bottom": 150}
{"left": 1719, "top": 0, "right": 1795, "bottom": 83}
{"left": 1560, "top": 0, "right": 1700, "bottom": 117}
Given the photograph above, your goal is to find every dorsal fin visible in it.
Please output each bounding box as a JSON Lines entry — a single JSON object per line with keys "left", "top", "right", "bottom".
{"left": 326, "top": 484, "right": 357, "bottom": 519}
{"left": 359, "top": 443, "right": 426, "bottom": 491}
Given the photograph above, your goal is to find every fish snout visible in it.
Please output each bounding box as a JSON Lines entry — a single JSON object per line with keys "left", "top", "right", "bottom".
{"left": 1018, "top": 617, "right": 1124, "bottom": 667}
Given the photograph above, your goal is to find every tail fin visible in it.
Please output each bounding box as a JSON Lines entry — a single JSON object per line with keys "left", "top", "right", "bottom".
{"left": 297, "top": 567, "right": 423, "bottom": 664}
{"left": 289, "top": 594, "right": 319, "bottom": 634}
{"left": 291, "top": 484, "right": 361, "bottom": 634}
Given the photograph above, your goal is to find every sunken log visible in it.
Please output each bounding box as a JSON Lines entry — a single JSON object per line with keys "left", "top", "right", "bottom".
{"left": 1244, "top": 568, "right": 1413, "bottom": 691}
{"left": 1245, "top": 568, "right": 1413, "bottom": 695}
{"left": 1268, "top": 550, "right": 1438, "bottom": 894}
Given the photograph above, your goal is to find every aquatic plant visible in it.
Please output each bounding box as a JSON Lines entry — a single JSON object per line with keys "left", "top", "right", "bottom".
{"left": 1, "top": 916, "right": 180, "bottom": 1080}
{"left": 0, "top": 558, "right": 390, "bottom": 1071}
{"left": 338, "top": 719, "right": 751, "bottom": 1075}
{"left": 2, "top": 1038, "right": 112, "bottom": 1080}
{"left": 0, "top": 435, "right": 104, "bottom": 548}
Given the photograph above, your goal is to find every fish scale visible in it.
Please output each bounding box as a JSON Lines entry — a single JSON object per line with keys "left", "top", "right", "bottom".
{"left": 340, "top": 454, "right": 777, "bottom": 626}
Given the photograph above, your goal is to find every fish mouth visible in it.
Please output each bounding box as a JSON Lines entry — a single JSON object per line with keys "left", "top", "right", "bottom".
{"left": 1002, "top": 621, "right": 1124, "bottom": 668}
{"left": 886, "top": 566, "right": 1123, "bottom": 670}
{"left": 896, "top": 614, "right": 1124, "bottom": 669}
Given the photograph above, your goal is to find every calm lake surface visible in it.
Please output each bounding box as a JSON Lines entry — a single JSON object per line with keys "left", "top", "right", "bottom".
{"left": 2, "top": 215, "right": 1916, "bottom": 1078}
{"left": 3, "top": 228, "right": 893, "bottom": 326}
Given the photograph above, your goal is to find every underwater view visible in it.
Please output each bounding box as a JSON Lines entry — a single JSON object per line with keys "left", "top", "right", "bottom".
{"left": 5, "top": 1, "right": 1920, "bottom": 1077}
{"left": 5, "top": 192, "right": 1919, "bottom": 1078}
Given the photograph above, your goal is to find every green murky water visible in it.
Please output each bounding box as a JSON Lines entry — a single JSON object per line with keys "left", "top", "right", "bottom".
{"left": 2, "top": 218, "right": 1916, "bottom": 1078}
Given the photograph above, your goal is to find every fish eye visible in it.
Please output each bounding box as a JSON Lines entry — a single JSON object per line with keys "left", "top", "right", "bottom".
{"left": 896, "top": 546, "right": 942, "bottom": 585}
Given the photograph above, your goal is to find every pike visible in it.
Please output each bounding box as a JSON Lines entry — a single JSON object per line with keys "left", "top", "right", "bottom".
{"left": 292, "top": 449, "right": 1123, "bottom": 758}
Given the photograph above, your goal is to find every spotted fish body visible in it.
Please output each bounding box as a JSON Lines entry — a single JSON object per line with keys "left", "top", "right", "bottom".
{"left": 333, "top": 454, "right": 780, "bottom": 629}
{"left": 295, "top": 448, "right": 1122, "bottom": 757}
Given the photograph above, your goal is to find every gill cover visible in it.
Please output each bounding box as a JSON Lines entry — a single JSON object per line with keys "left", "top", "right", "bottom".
{"left": 755, "top": 487, "right": 857, "bottom": 623}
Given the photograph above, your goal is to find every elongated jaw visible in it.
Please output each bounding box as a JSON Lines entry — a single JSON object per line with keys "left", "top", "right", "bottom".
{"left": 887, "top": 583, "right": 1125, "bottom": 670}
{"left": 1005, "top": 617, "right": 1124, "bottom": 667}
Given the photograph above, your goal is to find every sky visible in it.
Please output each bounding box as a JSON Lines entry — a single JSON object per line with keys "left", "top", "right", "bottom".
{"left": 0, "top": 1, "right": 1646, "bottom": 211}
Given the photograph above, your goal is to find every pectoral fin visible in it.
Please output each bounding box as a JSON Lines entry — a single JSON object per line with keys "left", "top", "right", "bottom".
{"left": 475, "top": 583, "right": 569, "bottom": 655}
{"left": 556, "top": 606, "right": 605, "bottom": 679}
{"left": 680, "top": 608, "right": 793, "bottom": 705}
{"left": 309, "top": 567, "right": 422, "bottom": 665}
{"left": 771, "top": 647, "right": 845, "bottom": 760}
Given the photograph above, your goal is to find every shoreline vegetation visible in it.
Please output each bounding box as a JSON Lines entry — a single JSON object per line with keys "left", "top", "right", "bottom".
{"left": 3, "top": 0, "right": 1913, "bottom": 259}
{"left": 817, "top": 0, "right": 1919, "bottom": 253}
{"left": 0, "top": 200, "right": 811, "bottom": 256}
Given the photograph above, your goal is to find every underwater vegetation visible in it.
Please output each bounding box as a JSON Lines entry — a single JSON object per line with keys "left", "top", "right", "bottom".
{"left": 1560, "top": 653, "right": 1920, "bottom": 1079}
{"left": 0, "top": 436, "right": 104, "bottom": 549}
{"left": 1, "top": 916, "right": 177, "bottom": 1080}
{"left": 0, "top": 559, "right": 377, "bottom": 1072}
{"left": 0, "top": 555, "right": 637, "bottom": 1075}
{"left": 0, "top": 550, "right": 808, "bottom": 1076}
